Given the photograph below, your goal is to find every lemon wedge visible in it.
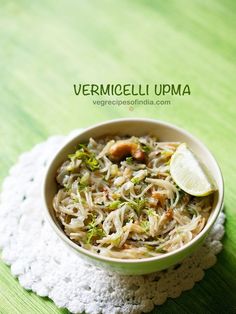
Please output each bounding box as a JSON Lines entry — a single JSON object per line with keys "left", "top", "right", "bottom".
{"left": 170, "top": 143, "right": 215, "bottom": 196}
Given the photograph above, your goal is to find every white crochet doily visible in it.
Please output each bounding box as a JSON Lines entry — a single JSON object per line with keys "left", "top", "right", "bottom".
{"left": 0, "top": 131, "right": 225, "bottom": 314}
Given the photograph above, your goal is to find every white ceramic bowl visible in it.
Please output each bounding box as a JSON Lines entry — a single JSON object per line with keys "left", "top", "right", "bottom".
{"left": 43, "top": 118, "right": 224, "bottom": 275}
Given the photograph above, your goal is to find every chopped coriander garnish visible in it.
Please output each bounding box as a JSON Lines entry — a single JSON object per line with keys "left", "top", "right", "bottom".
{"left": 80, "top": 172, "right": 90, "bottom": 186}
{"left": 78, "top": 183, "right": 87, "bottom": 191}
{"left": 68, "top": 147, "right": 100, "bottom": 171}
{"left": 111, "top": 235, "right": 121, "bottom": 246}
{"left": 64, "top": 184, "right": 72, "bottom": 192}
{"left": 146, "top": 208, "right": 155, "bottom": 216}
{"left": 68, "top": 150, "right": 88, "bottom": 161}
{"left": 145, "top": 244, "right": 155, "bottom": 251}
{"left": 109, "top": 200, "right": 121, "bottom": 210}
{"left": 72, "top": 197, "right": 79, "bottom": 203}
{"left": 85, "top": 157, "right": 100, "bottom": 171}
{"left": 128, "top": 199, "right": 146, "bottom": 215}
{"left": 140, "top": 144, "right": 151, "bottom": 153}
{"left": 140, "top": 220, "right": 149, "bottom": 232}
{"left": 126, "top": 156, "right": 134, "bottom": 164}
{"left": 86, "top": 225, "right": 104, "bottom": 244}
{"left": 86, "top": 217, "right": 105, "bottom": 244}
{"left": 131, "top": 177, "right": 140, "bottom": 184}
{"left": 77, "top": 143, "right": 87, "bottom": 150}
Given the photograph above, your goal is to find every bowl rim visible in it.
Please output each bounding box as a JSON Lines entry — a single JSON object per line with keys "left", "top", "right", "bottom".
{"left": 42, "top": 118, "right": 224, "bottom": 264}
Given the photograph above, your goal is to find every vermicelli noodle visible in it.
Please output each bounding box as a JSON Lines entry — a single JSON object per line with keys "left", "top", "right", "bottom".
{"left": 53, "top": 135, "right": 213, "bottom": 259}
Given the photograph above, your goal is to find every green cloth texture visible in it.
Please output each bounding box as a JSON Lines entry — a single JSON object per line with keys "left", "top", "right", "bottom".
{"left": 0, "top": 0, "right": 236, "bottom": 313}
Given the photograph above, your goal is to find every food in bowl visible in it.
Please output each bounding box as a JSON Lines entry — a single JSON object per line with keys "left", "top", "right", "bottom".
{"left": 53, "top": 135, "right": 215, "bottom": 259}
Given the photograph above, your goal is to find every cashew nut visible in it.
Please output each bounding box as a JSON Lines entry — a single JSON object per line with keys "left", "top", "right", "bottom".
{"left": 151, "top": 191, "right": 168, "bottom": 207}
{"left": 109, "top": 140, "right": 145, "bottom": 162}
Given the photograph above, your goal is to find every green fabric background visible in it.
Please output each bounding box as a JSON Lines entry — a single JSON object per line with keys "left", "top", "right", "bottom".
{"left": 0, "top": 1, "right": 236, "bottom": 313}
